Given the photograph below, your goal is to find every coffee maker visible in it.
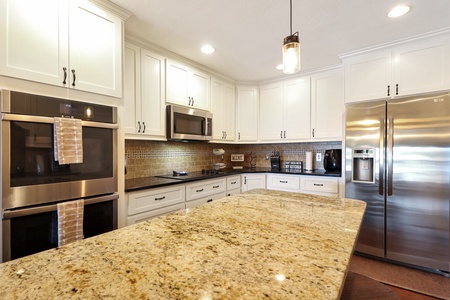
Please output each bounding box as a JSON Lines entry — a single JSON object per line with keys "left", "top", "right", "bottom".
{"left": 323, "top": 149, "right": 342, "bottom": 172}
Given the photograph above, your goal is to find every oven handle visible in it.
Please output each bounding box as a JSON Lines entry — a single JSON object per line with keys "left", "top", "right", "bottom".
{"left": 2, "top": 113, "right": 118, "bottom": 129}
{"left": 2, "top": 193, "right": 119, "bottom": 219}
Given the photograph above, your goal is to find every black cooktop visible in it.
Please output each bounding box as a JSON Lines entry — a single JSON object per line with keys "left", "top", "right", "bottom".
{"left": 155, "top": 169, "right": 227, "bottom": 180}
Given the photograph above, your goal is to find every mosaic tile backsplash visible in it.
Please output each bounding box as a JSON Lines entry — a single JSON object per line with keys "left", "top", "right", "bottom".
{"left": 125, "top": 140, "right": 342, "bottom": 179}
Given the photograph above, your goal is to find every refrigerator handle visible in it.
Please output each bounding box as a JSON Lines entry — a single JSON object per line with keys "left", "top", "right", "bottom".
{"left": 387, "top": 117, "right": 394, "bottom": 196}
{"left": 379, "top": 118, "right": 384, "bottom": 195}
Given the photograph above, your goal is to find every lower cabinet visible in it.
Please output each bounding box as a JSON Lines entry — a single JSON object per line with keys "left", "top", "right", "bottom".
{"left": 127, "top": 184, "right": 185, "bottom": 225}
{"left": 186, "top": 192, "right": 227, "bottom": 209}
{"left": 226, "top": 175, "right": 241, "bottom": 196}
{"left": 266, "top": 174, "right": 300, "bottom": 192}
{"left": 300, "top": 176, "right": 339, "bottom": 197}
{"left": 241, "top": 174, "right": 266, "bottom": 192}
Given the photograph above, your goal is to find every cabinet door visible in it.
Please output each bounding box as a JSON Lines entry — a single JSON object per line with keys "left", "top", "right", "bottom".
{"left": 283, "top": 77, "right": 311, "bottom": 140}
{"left": 123, "top": 43, "right": 140, "bottom": 135}
{"left": 266, "top": 174, "right": 300, "bottom": 192}
{"left": 166, "top": 60, "right": 190, "bottom": 106}
{"left": 311, "top": 69, "right": 343, "bottom": 140}
{"left": 189, "top": 69, "right": 210, "bottom": 110}
{"left": 224, "top": 84, "right": 236, "bottom": 141}
{"left": 211, "top": 78, "right": 226, "bottom": 140}
{"left": 343, "top": 50, "right": 392, "bottom": 103}
{"left": 259, "top": 83, "right": 284, "bottom": 141}
{"left": 241, "top": 174, "right": 266, "bottom": 192}
{"left": 140, "top": 49, "right": 166, "bottom": 137}
{"left": 394, "top": 36, "right": 450, "bottom": 96}
{"left": 236, "top": 86, "right": 258, "bottom": 142}
{"left": 0, "top": 0, "right": 69, "bottom": 86}
{"left": 69, "top": 0, "right": 122, "bottom": 97}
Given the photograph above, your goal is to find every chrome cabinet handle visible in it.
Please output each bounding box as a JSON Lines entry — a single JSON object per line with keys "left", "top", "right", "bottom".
{"left": 155, "top": 196, "right": 166, "bottom": 201}
{"left": 71, "top": 69, "right": 76, "bottom": 86}
{"left": 62, "top": 67, "right": 67, "bottom": 84}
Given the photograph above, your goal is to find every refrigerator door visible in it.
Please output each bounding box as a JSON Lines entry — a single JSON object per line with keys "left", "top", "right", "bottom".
{"left": 345, "top": 100, "right": 386, "bottom": 258}
{"left": 387, "top": 92, "right": 450, "bottom": 272}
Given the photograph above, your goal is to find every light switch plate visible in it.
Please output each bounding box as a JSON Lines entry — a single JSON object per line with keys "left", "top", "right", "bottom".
{"left": 316, "top": 153, "right": 322, "bottom": 162}
{"left": 231, "top": 154, "right": 244, "bottom": 162}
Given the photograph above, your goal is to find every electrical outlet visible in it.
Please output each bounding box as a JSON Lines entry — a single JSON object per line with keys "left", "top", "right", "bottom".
{"left": 265, "top": 152, "right": 270, "bottom": 160}
{"left": 316, "top": 153, "right": 322, "bottom": 162}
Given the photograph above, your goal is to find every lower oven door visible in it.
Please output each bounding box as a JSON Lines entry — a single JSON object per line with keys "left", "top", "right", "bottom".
{"left": 2, "top": 193, "right": 118, "bottom": 262}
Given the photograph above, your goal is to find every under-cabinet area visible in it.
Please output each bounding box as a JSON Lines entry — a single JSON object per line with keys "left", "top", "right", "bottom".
{"left": 125, "top": 172, "right": 341, "bottom": 225}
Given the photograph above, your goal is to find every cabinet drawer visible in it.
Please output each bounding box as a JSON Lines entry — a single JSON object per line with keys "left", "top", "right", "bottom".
{"left": 186, "top": 192, "right": 226, "bottom": 209}
{"left": 267, "top": 174, "right": 300, "bottom": 191}
{"left": 185, "top": 178, "right": 226, "bottom": 201}
{"left": 227, "top": 188, "right": 241, "bottom": 197}
{"left": 128, "top": 185, "right": 185, "bottom": 216}
{"left": 127, "top": 203, "right": 185, "bottom": 225}
{"left": 301, "top": 177, "right": 338, "bottom": 194}
{"left": 227, "top": 175, "right": 241, "bottom": 190}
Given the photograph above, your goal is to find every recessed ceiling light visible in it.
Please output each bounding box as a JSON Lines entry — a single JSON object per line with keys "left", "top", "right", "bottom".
{"left": 276, "top": 64, "right": 284, "bottom": 70}
{"left": 201, "top": 45, "right": 215, "bottom": 54}
{"left": 388, "top": 5, "right": 411, "bottom": 18}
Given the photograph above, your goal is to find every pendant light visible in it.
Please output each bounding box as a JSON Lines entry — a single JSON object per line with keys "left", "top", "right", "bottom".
{"left": 282, "top": 0, "right": 300, "bottom": 74}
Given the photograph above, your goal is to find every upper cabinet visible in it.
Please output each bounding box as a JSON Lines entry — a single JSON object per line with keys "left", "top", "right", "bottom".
{"left": 236, "top": 86, "right": 258, "bottom": 142}
{"left": 343, "top": 34, "right": 450, "bottom": 103}
{"left": 210, "top": 77, "right": 235, "bottom": 142}
{"left": 310, "top": 68, "right": 343, "bottom": 140}
{"left": 0, "top": 0, "right": 124, "bottom": 98}
{"left": 259, "top": 77, "right": 310, "bottom": 142}
{"left": 166, "top": 60, "right": 210, "bottom": 111}
{"left": 123, "top": 42, "right": 166, "bottom": 140}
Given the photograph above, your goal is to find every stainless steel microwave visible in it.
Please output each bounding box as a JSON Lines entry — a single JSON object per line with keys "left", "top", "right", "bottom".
{"left": 166, "top": 105, "right": 212, "bottom": 141}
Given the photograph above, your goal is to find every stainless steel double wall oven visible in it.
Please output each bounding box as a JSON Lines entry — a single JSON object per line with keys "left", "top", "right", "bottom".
{"left": 1, "top": 90, "right": 118, "bottom": 262}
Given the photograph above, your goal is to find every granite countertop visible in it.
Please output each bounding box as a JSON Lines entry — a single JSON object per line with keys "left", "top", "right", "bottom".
{"left": 126, "top": 167, "right": 342, "bottom": 192}
{"left": 0, "top": 189, "right": 365, "bottom": 300}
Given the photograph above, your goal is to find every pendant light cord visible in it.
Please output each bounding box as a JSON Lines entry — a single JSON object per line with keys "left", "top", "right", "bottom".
{"left": 290, "top": 0, "right": 293, "bottom": 35}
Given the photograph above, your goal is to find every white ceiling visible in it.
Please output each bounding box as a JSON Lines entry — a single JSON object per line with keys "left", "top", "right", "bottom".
{"left": 109, "top": 0, "right": 450, "bottom": 83}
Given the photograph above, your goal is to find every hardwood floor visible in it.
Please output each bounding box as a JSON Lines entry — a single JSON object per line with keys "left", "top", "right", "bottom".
{"left": 386, "top": 284, "right": 442, "bottom": 300}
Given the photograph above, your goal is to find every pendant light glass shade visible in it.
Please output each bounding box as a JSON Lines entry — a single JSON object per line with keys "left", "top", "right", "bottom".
{"left": 282, "top": 32, "right": 300, "bottom": 74}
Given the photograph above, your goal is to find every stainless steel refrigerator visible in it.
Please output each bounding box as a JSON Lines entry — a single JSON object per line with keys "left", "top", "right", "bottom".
{"left": 345, "top": 91, "right": 450, "bottom": 275}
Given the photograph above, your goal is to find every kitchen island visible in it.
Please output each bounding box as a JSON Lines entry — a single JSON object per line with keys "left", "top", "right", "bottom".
{"left": 0, "top": 189, "right": 365, "bottom": 299}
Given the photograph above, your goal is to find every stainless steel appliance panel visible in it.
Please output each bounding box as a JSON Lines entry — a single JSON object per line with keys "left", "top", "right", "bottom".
{"left": 386, "top": 94, "right": 450, "bottom": 271}
{"left": 345, "top": 100, "right": 386, "bottom": 258}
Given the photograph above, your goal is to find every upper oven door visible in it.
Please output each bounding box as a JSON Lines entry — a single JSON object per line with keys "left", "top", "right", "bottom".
{"left": 1, "top": 91, "right": 118, "bottom": 210}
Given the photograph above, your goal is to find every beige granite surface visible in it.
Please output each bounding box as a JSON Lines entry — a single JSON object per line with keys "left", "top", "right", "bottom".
{"left": 0, "top": 190, "right": 365, "bottom": 300}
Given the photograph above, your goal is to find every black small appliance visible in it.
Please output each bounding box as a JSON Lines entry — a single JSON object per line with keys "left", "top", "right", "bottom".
{"left": 270, "top": 151, "right": 280, "bottom": 171}
{"left": 323, "top": 149, "right": 342, "bottom": 172}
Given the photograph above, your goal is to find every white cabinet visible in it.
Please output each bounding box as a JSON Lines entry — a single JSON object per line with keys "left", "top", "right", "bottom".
{"left": 166, "top": 60, "right": 210, "bottom": 110}
{"left": 343, "top": 34, "right": 450, "bottom": 103}
{"left": 300, "top": 176, "right": 339, "bottom": 197}
{"left": 127, "top": 185, "right": 185, "bottom": 225}
{"left": 241, "top": 174, "right": 266, "bottom": 192}
{"left": 185, "top": 178, "right": 226, "bottom": 208}
{"left": 236, "top": 86, "right": 259, "bottom": 142}
{"left": 266, "top": 174, "right": 300, "bottom": 192}
{"left": 259, "top": 77, "right": 310, "bottom": 142}
{"left": 0, "top": 0, "right": 123, "bottom": 97}
{"left": 211, "top": 77, "right": 235, "bottom": 141}
{"left": 310, "top": 68, "right": 344, "bottom": 140}
{"left": 226, "top": 175, "right": 241, "bottom": 196}
{"left": 124, "top": 42, "right": 166, "bottom": 139}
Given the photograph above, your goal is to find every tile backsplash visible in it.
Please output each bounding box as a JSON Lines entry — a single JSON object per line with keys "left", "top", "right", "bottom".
{"left": 125, "top": 140, "right": 342, "bottom": 179}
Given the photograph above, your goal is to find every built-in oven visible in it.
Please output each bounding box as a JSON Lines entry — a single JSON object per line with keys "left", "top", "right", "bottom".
{"left": 1, "top": 90, "right": 118, "bottom": 262}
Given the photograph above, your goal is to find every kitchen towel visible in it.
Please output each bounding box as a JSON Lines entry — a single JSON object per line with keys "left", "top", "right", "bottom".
{"left": 57, "top": 199, "right": 84, "bottom": 246}
{"left": 305, "top": 151, "right": 313, "bottom": 171}
{"left": 54, "top": 117, "right": 83, "bottom": 164}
